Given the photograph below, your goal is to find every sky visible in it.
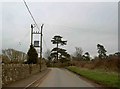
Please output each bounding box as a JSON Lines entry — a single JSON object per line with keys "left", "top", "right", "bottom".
{"left": 1, "top": 1, "right": 119, "bottom": 58}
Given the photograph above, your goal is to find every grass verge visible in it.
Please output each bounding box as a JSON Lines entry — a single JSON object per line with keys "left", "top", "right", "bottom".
{"left": 67, "top": 66, "right": 120, "bottom": 89}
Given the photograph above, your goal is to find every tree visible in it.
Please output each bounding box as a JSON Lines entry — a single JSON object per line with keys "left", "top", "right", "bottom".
{"left": 2, "top": 49, "right": 27, "bottom": 63}
{"left": 51, "top": 47, "right": 70, "bottom": 63}
{"left": 114, "top": 52, "right": 120, "bottom": 57}
{"left": 51, "top": 35, "right": 67, "bottom": 61}
{"left": 44, "top": 49, "right": 51, "bottom": 60}
{"left": 2, "top": 55, "right": 10, "bottom": 64}
{"left": 83, "top": 52, "right": 90, "bottom": 61}
{"left": 74, "top": 47, "right": 83, "bottom": 60}
{"left": 57, "top": 48, "right": 70, "bottom": 63}
{"left": 27, "top": 44, "right": 38, "bottom": 64}
{"left": 44, "top": 49, "right": 52, "bottom": 66}
{"left": 97, "top": 44, "right": 107, "bottom": 59}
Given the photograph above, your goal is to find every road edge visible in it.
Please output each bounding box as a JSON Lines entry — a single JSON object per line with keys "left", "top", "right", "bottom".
{"left": 24, "top": 68, "right": 51, "bottom": 89}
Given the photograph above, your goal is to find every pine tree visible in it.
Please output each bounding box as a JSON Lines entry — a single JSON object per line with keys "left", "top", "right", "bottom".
{"left": 51, "top": 35, "right": 70, "bottom": 63}
{"left": 51, "top": 35, "right": 67, "bottom": 61}
{"left": 97, "top": 44, "right": 107, "bottom": 59}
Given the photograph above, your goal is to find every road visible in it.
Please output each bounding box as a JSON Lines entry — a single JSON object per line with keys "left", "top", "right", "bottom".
{"left": 38, "top": 68, "right": 96, "bottom": 87}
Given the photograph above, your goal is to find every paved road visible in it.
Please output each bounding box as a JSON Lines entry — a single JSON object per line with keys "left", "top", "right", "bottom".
{"left": 38, "top": 68, "right": 96, "bottom": 87}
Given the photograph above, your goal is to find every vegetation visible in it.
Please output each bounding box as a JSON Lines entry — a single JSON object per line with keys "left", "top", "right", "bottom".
{"left": 51, "top": 35, "right": 67, "bottom": 61}
{"left": 97, "top": 44, "right": 107, "bottom": 59}
{"left": 71, "top": 53, "right": 119, "bottom": 72}
{"left": 82, "top": 52, "right": 91, "bottom": 61}
{"left": 73, "top": 47, "right": 83, "bottom": 60}
{"left": 2, "top": 49, "right": 27, "bottom": 64}
{"left": 44, "top": 49, "right": 52, "bottom": 67}
{"left": 67, "top": 66, "right": 120, "bottom": 88}
{"left": 45, "top": 35, "right": 70, "bottom": 67}
{"left": 27, "top": 44, "right": 38, "bottom": 64}
{"left": 44, "top": 49, "right": 51, "bottom": 60}
{"left": 51, "top": 35, "right": 70, "bottom": 62}
{"left": 67, "top": 44, "right": 120, "bottom": 88}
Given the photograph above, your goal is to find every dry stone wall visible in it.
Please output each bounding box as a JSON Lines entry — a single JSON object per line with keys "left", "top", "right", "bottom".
{"left": 0, "top": 64, "right": 2, "bottom": 89}
{"left": 2, "top": 63, "right": 47, "bottom": 86}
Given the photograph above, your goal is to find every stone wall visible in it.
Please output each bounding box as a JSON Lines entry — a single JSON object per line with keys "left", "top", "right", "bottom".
{"left": 0, "top": 64, "right": 2, "bottom": 89}
{"left": 2, "top": 63, "right": 47, "bottom": 86}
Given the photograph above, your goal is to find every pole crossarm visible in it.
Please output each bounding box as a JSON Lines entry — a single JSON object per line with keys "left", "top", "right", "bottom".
{"left": 32, "top": 32, "right": 41, "bottom": 34}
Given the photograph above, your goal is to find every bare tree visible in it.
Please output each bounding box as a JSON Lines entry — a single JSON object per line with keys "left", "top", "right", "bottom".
{"left": 44, "top": 49, "right": 51, "bottom": 60}
{"left": 74, "top": 47, "right": 83, "bottom": 60}
{"left": 2, "top": 49, "right": 27, "bottom": 63}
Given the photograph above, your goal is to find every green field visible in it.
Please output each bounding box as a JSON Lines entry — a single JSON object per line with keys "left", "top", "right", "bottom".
{"left": 67, "top": 66, "right": 120, "bottom": 88}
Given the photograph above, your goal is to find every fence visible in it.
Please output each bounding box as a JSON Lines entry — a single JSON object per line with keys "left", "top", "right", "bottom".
{"left": 2, "top": 63, "right": 47, "bottom": 86}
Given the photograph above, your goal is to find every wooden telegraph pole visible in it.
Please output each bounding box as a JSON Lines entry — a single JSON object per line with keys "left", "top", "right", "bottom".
{"left": 31, "top": 24, "right": 33, "bottom": 45}
{"left": 40, "top": 24, "right": 44, "bottom": 72}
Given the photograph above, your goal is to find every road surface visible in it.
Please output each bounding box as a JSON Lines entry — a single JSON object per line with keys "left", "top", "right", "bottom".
{"left": 38, "top": 68, "right": 96, "bottom": 87}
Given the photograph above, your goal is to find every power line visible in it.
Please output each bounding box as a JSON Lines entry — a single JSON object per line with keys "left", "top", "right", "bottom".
{"left": 23, "top": 0, "right": 40, "bottom": 31}
{"left": 23, "top": 0, "right": 49, "bottom": 51}
{"left": 22, "top": 0, "right": 73, "bottom": 51}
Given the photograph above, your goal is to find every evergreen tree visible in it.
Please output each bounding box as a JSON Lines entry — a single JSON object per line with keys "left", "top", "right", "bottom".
{"left": 97, "top": 44, "right": 107, "bottom": 59}
{"left": 83, "top": 52, "right": 90, "bottom": 61}
{"left": 27, "top": 44, "right": 38, "bottom": 64}
{"left": 51, "top": 35, "right": 67, "bottom": 61}
{"left": 51, "top": 35, "right": 70, "bottom": 63}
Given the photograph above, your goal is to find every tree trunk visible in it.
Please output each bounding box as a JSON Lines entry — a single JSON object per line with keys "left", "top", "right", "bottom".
{"left": 57, "top": 43, "right": 58, "bottom": 62}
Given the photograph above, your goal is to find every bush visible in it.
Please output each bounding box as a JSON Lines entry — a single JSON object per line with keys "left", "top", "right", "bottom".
{"left": 27, "top": 45, "right": 38, "bottom": 64}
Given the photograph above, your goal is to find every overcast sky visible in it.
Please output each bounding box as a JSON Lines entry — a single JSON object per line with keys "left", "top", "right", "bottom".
{"left": 1, "top": 1, "right": 118, "bottom": 57}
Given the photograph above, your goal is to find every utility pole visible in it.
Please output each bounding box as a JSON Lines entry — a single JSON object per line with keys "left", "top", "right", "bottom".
{"left": 40, "top": 24, "right": 44, "bottom": 72}
{"left": 30, "top": 24, "right": 44, "bottom": 72}
{"left": 31, "top": 24, "right": 33, "bottom": 45}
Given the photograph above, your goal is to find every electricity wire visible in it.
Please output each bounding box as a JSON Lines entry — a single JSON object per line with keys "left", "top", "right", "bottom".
{"left": 23, "top": 0, "right": 50, "bottom": 52}
{"left": 23, "top": 0, "right": 40, "bottom": 31}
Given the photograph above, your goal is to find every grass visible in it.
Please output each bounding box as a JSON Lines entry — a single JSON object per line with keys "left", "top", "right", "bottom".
{"left": 67, "top": 66, "right": 120, "bottom": 88}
